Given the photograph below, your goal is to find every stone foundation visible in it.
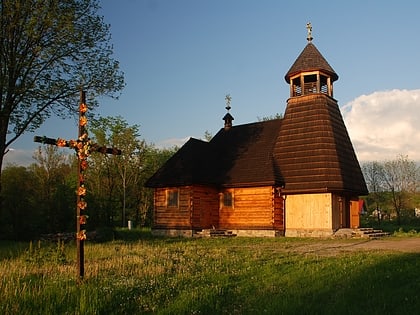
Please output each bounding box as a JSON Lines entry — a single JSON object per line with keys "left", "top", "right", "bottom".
{"left": 231, "top": 229, "right": 283, "bottom": 237}
{"left": 151, "top": 229, "right": 193, "bottom": 237}
{"left": 285, "top": 228, "right": 334, "bottom": 238}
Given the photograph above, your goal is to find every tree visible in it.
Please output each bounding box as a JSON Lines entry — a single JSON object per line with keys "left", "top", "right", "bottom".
{"left": 89, "top": 116, "right": 146, "bottom": 227}
{"left": 257, "top": 113, "right": 283, "bottom": 121}
{"left": 203, "top": 130, "right": 213, "bottom": 142}
{"left": 88, "top": 116, "right": 178, "bottom": 228}
{"left": 362, "top": 156, "right": 420, "bottom": 224}
{"left": 0, "top": 0, "right": 124, "bottom": 197}
{"left": 1, "top": 165, "right": 37, "bottom": 239}
{"left": 29, "top": 145, "right": 75, "bottom": 233}
{"left": 382, "top": 155, "right": 419, "bottom": 224}
{"left": 361, "top": 161, "right": 386, "bottom": 221}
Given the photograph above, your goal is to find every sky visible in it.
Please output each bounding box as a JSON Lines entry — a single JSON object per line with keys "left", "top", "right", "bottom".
{"left": 4, "top": 0, "right": 420, "bottom": 167}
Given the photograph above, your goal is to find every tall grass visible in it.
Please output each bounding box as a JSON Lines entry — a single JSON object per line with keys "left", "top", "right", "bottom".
{"left": 1, "top": 235, "right": 419, "bottom": 314}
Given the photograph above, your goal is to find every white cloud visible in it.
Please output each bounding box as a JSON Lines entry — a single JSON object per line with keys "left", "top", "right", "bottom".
{"left": 156, "top": 136, "right": 191, "bottom": 149}
{"left": 2, "top": 148, "right": 34, "bottom": 168}
{"left": 342, "top": 89, "right": 420, "bottom": 162}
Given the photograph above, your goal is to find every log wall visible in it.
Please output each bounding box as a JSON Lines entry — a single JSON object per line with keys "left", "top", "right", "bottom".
{"left": 219, "top": 186, "right": 282, "bottom": 229}
{"left": 153, "top": 187, "right": 192, "bottom": 228}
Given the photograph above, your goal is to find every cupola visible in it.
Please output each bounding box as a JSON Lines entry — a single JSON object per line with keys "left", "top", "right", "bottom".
{"left": 222, "top": 94, "right": 234, "bottom": 130}
{"left": 285, "top": 23, "right": 338, "bottom": 98}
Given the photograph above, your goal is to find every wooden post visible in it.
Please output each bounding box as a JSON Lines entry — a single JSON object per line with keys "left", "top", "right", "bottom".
{"left": 34, "top": 91, "right": 121, "bottom": 281}
{"left": 77, "top": 90, "right": 86, "bottom": 280}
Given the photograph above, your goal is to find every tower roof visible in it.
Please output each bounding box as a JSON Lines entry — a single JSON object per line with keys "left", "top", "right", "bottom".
{"left": 285, "top": 42, "right": 338, "bottom": 83}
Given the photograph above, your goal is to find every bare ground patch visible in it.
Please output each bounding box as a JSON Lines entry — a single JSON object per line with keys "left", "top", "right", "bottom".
{"left": 287, "top": 237, "right": 420, "bottom": 256}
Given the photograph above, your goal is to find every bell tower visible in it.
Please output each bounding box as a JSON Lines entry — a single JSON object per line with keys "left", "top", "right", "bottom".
{"left": 274, "top": 23, "right": 367, "bottom": 236}
{"left": 284, "top": 23, "right": 338, "bottom": 98}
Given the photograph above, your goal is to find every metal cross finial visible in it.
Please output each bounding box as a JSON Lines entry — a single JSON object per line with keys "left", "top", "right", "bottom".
{"left": 225, "top": 94, "right": 232, "bottom": 111}
{"left": 306, "top": 22, "right": 313, "bottom": 42}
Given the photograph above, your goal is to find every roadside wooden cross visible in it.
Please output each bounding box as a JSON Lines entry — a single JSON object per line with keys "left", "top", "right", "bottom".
{"left": 34, "top": 91, "right": 121, "bottom": 280}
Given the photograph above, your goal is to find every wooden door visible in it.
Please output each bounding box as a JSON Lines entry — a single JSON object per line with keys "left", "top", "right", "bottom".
{"left": 350, "top": 200, "right": 360, "bottom": 229}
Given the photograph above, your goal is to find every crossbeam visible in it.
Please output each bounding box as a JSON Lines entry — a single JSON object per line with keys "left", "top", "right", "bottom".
{"left": 34, "top": 136, "right": 122, "bottom": 155}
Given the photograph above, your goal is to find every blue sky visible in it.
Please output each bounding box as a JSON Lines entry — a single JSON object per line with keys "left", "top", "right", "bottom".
{"left": 5, "top": 0, "right": 420, "bottom": 166}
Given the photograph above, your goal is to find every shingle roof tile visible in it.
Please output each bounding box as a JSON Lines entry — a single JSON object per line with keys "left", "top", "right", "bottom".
{"left": 285, "top": 43, "right": 338, "bottom": 82}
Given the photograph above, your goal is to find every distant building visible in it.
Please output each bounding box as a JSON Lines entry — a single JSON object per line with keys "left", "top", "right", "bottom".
{"left": 146, "top": 25, "right": 368, "bottom": 237}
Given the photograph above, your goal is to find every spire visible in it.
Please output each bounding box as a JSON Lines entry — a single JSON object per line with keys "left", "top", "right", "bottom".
{"left": 285, "top": 23, "right": 338, "bottom": 83}
{"left": 284, "top": 23, "right": 338, "bottom": 98}
{"left": 222, "top": 94, "right": 234, "bottom": 130}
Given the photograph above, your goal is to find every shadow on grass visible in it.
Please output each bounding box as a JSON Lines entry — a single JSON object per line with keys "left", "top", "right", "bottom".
{"left": 0, "top": 241, "right": 29, "bottom": 260}
{"left": 234, "top": 252, "right": 420, "bottom": 315}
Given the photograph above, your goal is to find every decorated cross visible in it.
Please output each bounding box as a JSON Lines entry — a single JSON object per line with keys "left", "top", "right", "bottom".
{"left": 34, "top": 91, "right": 121, "bottom": 280}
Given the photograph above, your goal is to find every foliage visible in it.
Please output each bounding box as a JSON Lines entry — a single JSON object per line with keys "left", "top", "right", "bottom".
{"left": 0, "top": 117, "right": 176, "bottom": 239}
{"left": 1, "top": 237, "right": 420, "bottom": 314}
{"left": 0, "top": 0, "right": 125, "bottom": 199}
{"left": 203, "top": 130, "right": 213, "bottom": 141}
{"left": 361, "top": 215, "right": 420, "bottom": 234}
{"left": 89, "top": 116, "right": 146, "bottom": 227}
{"left": 257, "top": 113, "right": 283, "bottom": 121}
{"left": 0, "top": 165, "right": 38, "bottom": 240}
{"left": 361, "top": 155, "right": 420, "bottom": 224}
{"left": 30, "top": 146, "right": 76, "bottom": 234}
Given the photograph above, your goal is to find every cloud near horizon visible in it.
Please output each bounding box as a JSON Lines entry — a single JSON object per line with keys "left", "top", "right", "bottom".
{"left": 342, "top": 89, "right": 420, "bottom": 162}
{"left": 2, "top": 148, "right": 34, "bottom": 168}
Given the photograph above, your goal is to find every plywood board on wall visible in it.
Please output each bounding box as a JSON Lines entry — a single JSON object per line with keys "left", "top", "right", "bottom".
{"left": 285, "top": 193, "right": 332, "bottom": 230}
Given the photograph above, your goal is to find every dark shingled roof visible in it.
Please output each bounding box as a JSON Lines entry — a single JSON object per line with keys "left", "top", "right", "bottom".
{"left": 274, "top": 95, "right": 367, "bottom": 194}
{"left": 145, "top": 138, "right": 217, "bottom": 188}
{"left": 285, "top": 42, "right": 338, "bottom": 82}
{"left": 145, "top": 120, "right": 283, "bottom": 188}
{"left": 210, "top": 119, "right": 283, "bottom": 187}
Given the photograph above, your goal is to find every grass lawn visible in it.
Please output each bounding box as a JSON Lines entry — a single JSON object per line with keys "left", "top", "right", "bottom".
{"left": 1, "top": 233, "right": 419, "bottom": 314}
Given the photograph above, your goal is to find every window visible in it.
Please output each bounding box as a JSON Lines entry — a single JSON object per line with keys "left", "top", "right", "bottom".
{"left": 303, "top": 74, "right": 317, "bottom": 94}
{"left": 320, "top": 74, "right": 331, "bottom": 95}
{"left": 222, "top": 191, "right": 233, "bottom": 207}
{"left": 167, "top": 189, "right": 179, "bottom": 207}
{"left": 292, "top": 77, "right": 301, "bottom": 96}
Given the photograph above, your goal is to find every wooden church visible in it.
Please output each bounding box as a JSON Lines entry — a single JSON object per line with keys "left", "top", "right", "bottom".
{"left": 146, "top": 24, "right": 368, "bottom": 237}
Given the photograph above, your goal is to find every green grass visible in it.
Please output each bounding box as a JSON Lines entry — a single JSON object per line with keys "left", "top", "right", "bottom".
{"left": 1, "top": 234, "right": 420, "bottom": 314}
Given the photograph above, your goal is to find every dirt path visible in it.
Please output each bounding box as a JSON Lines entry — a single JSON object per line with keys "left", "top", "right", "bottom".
{"left": 349, "top": 237, "right": 420, "bottom": 252}
{"left": 288, "top": 237, "right": 420, "bottom": 256}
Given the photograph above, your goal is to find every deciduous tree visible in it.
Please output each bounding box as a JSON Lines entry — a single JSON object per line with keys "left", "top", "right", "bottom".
{"left": 382, "top": 155, "right": 419, "bottom": 224}
{"left": 0, "top": 0, "right": 124, "bottom": 200}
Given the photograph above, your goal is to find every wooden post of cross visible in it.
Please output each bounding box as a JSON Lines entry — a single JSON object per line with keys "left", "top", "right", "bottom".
{"left": 34, "top": 91, "right": 121, "bottom": 280}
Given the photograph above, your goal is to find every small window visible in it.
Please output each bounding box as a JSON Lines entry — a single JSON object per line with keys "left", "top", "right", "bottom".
{"left": 167, "top": 189, "right": 179, "bottom": 207}
{"left": 222, "top": 191, "right": 233, "bottom": 207}
{"left": 292, "top": 77, "right": 301, "bottom": 96}
{"left": 320, "top": 75, "right": 328, "bottom": 94}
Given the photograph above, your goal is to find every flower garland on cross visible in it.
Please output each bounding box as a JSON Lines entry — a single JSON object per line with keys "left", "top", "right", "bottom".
{"left": 34, "top": 91, "right": 121, "bottom": 280}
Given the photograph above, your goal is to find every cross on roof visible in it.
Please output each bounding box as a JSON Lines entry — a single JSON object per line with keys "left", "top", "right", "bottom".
{"left": 34, "top": 91, "right": 121, "bottom": 281}
{"left": 306, "top": 22, "right": 313, "bottom": 42}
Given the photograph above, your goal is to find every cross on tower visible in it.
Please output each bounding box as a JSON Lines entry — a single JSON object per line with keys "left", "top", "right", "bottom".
{"left": 306, "top": 22, "right": 313, "bottom": 42}
{"left": 34, "top": 91, "right": 121, "bottom": 280}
